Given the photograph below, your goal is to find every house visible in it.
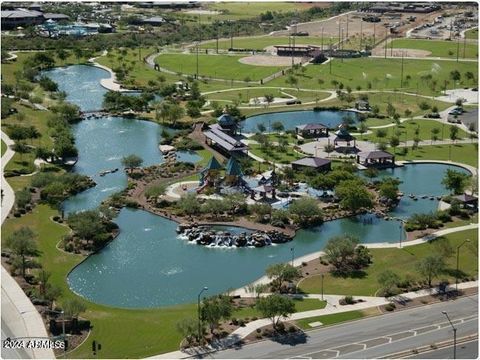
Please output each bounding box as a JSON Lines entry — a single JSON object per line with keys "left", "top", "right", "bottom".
{"left": 141, "top": 16, "right": 166, "bottom": 26}
{"left": 453, "top": 193, "right": 478, "bottom": 210}
{"left": 356, "top": 150, "right": 395, "bottom": 168}
{"left": 355, "top": 100, "right": 370, "bottom": 111}
{"left": 291, "top": 157, "right": 331, "bottom": 172}
{"left": 43, "top": 13, "right": 70, "bottom": 21}
{"left": 295, "top": 123, "right": 329, "bottom": 138}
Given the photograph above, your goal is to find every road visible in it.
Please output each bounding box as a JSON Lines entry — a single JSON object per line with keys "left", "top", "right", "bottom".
{"left": 210, "top": 295, "right": 478, "bottom": 359}
{"left": 1, "top": 320, "right": 31, "bottom": 359}
{"left": 408, "top": 339, "right": 478, "bottom": 359}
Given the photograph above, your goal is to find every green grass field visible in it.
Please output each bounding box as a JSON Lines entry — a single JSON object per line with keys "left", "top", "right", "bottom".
{"left": 299, "top": 229, "right": 478, "bottom": 297}
{"left": 391, "top": 38, "right": 478, "bottom": 59}
{"left": 234, "top": 298, "right": 326, "bottom": 319}
{"left": 295, "top": 310, "right": 369, "bottom": 330}
{"left": 363, "top": 119, "right": 469, "bottom": 142}
{"left": 155, "top": 53, "right": 284, "bottom": 81}
{"left": 205, "top": 87, "right": 330, "bottom": 104}
{"left": 200, "top": 35, "right": 337, "bottom": 51}
{"left": 465, "top": 28, "right": 478, "bottom": 40}
{"left": 203, "top": 2, "right": 316, "bottom": 21}
{"left": 393, "top": 143, "right": 478, "bottom": 168}
{"left": 268, "top": 58, "right": 478, "bottom": 96}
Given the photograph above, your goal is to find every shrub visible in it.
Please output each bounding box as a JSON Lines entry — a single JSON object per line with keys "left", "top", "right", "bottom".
{"left": 384, "top": 303, "right": 396, "bottom": 311}
{"left": 276, "top": 322, "right": 285, "bottom": 332}
{"left": 344, "top": 295, "right": 355, "bottom": 305}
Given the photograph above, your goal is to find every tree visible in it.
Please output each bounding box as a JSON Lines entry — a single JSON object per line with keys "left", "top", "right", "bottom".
{"left": 442, "top": 169, "right": 470, "bottom": 195}
{"left": 404, "top": 109, "right": 412, "bottom": 120}
{"left": 375, "top": 129, "right": 387, "bottom": 140}
{"left": 286, "top": 75, "right": 298, "bottom": 89}
{"left": 38, "top": 270, "right": 51, "bottom": 298}
{"left": 358, "top": 122, "right": 368, "bottom": 139}
{"left": 449, "top": 126, "right": 459, "bottom": 143}
{"left": 324, "top": 143, "right": 335, "bottom": 156}
{"left": 202, "top": 199, "right": 230, "bottom": 219}
{"left": 378, "top": 177, "right": 400, "bottom": 203}
{"left": 178, "top": 193, "right": 201, "bottom": 216}
{"left": 416, "top": 256, "right": 445, "bottom": 288}
{"left": 176, "top": 318, "right": 199, "bottom": 346}
{"left": 256, "top": 294, "right": 295, "bottom": 330}
{"left": 264, "top": 94, "right": 274, "bottom": 108}
{"left": 335, "top": 180, "right": 373, "bottom": 213}
{"left": 450, "top": 70, "right": 461, "bottom": 83}
{"left": 266, "top": 263, "right": 301, "bottom": 292}
{"left": 377, "top": 270, "right": 400, "bottom": 296}
{"left": 6, "top": 227, "right": 38, "bottom": 278}
{"left": 200, "top": 295, "right": 233, "bottom": 335}
{"left": 389, "top": 136, "right": 400, "bottom": 154}
{"left": 271, "top": 121, "right": 284, "bottom": 134}
{"left": 431, "top": 127, "right": 440, "bottom": 144}
{"left": 288, "top": 197, "right": 323, "bottom": 226}
{"left": 257, "top": 123, "right": 266, "bottom": 133}
{"left": 323, "top": 235, "right": 371, "bottom": 275}
{"left": 15, "top": 188, "right": 32, "bottom": 209}
{"left": 121, "top": 154, "right": 143, "bottom": 169}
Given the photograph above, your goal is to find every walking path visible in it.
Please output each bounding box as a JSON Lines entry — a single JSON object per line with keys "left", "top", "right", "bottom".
{"left": 88, "top": 51, "right": 138, "bottom": 92}
{"left": 152, "top": 280, "right": 478, "bottom": 359}
{"left": 1, "top": 130, "right": 55, "bottom": 359}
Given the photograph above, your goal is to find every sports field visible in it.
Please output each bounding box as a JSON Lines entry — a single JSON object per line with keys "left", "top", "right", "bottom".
{"left": 268, "top": 57, "right": 478, "bottom": 95}
{"left": 391, "top": 38, "right": 478, "bottom": 59}
{"left": 200, "top": 35, "right": 337, "bottom": 51}
{"left": 155, "top": 53, "right": 285, "bottom": 81}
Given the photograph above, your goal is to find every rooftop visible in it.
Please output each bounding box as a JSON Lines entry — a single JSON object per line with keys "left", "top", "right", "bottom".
{"left": 291, "top": 157, "right": 331, "bottom": 168}
{"left": 296, "top": 123, "right": 328, "bottom": 131}
{"left": 358, "top": 150, "right": 394, "bottom": 159}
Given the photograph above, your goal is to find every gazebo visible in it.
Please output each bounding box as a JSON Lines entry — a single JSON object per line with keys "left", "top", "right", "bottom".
{"left": 334, "top": 126, "right": 357, "bottom": 151}
{"left": 291, "top": 157, "right": 331, "bottom": 172}
{"left": 453, "top": 193, "right": 478, "bottom": 210}
{"left": 356, "top": 150, "right": 395, "bottom": 168}
{"left": 295, "top": 123, "right": 329, "bottom": 138}
{"left": 199, "top": 156, "right": 223, "bottom": 187}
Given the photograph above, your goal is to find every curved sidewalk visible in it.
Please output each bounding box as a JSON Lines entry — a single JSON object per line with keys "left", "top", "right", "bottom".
{"left": 1, "top": 131, "right": 55, "bottom": 359}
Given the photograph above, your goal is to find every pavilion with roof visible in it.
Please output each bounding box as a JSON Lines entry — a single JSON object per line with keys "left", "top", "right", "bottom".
{"left": 356, "top": 150, "right": 395, "bottom": 168}
{"left": 333, "top": 125, "right": 357, "bottom": 153}
{"left": 203, "top": 112, "right": 248, "bottom": 157}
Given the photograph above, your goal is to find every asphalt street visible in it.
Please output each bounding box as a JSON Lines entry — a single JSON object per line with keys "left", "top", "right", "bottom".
{"left": 408, "top": 339, "right": 478, "bottom": 359}
{"left": 210, "top": 295, "right": 478, "bottom": 359}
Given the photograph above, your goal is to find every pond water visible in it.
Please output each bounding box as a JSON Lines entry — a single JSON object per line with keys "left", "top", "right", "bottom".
{"left": 50, "top": 64, "right": 469, "bottom": 308}
{"left": 240, "top": 110, "right": 360, "bottom": 133}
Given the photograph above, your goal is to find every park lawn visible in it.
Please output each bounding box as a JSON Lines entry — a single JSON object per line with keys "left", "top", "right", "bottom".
{"left": 364, "top": 118, "right": 395, "bottom": 127}
{"left": 319, "top": 91, "right": 452, "bottom": 118}
{"left": 268, "top": 58, "right": 478, "bottom": 96}
{"left": 1, "top": 139, "right": 6, "bottom": 156}
{"left": 250, "top": 143, "right": 302, "bottom": 164}
{"left": 465, "top": 28, "right": 478, "bottom": 40}
{"left": 234, "top": 299, "right": 327, "bottom": 319}
{"left": 204, "top": 2, "right": 317, "bottom": 21}
{"left": 205, "top": 87, "right": 330, "bottom": 104}
{"left": 155, "top": 53, "right": 284, "bottom": 81}
{"left": 364, "top": 119, "right": 469, "bottom": 142}
{"left": 295, "top": 309, "right": 375, "bottom": 330}
{"left": 298, "top": 229, "right": 478, "bottom": 297}
{"left": 200, "top": 35, "right": 337, "bottom": 51}
{"left": 391, "top": 38, "right": 478, "bottom": 59}
{"left": 1, "top": 204, "right": 198, "bottom": 358}
{"left": 393, "top": 143, "right": 478, "bottom": 168}
{"left": 342, "top": 34, "right": 376, "bottom": 51}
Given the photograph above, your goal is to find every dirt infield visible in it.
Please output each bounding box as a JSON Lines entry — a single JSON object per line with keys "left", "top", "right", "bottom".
{"left": 239, "top": 54, "right": 304, "bottom": 66}
{"left": 371, "top": 47, "right": 432, "bottom": 57}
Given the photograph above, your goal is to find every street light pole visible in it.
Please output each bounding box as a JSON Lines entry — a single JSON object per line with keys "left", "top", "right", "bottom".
{"left": 321, "top": 274, "right": 324, "bottom": 301}
{"left": 197, "top": 286, "right": 208, "bottom": 343}
{"left": 456, "top": 239, "right": 470, "bottom": 292}
{"left": 442, "top": 311, "right": 457, "bottom": 359}
{"left": 290, "top": 247, "right": 295, "bottom": 266}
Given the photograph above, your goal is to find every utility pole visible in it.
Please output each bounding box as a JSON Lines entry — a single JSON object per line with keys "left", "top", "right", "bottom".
{"left": 346, "top": 13, "right": 349, "bottom": 38}
{"left": 341, "top": 28, "right": 344, "bottom": 63}
{"left": 321, "top": 27, "right": 324, "bottom": 50}
{"left": 384, "top": 35, "right": 388, "bottom": 58}
{"left": 456, "top": 35, "right": 460, "bottom": 62}
{"left": 390, "top": 35, "right": 394, "bottom": 56}
{"left": 329, "top": 38, "right": 332, "bottom": 75}
{"left": 230, "top": 23, "right": 233, "bottom": 49}
{"left": 400, "top": 51, "right": 404, "bottom": 88}
{"left": 463, "top": 33, "right": 467, "bottom": 58}
{"left": 338, "top": 19, "right": 341, "bottom": 48}
{"left": 373, "top": 22, "right": 376, "bottom": 46}
{"left": 359, "top": 20, "right": 363, "bottom": 51}
{"left": 196, "top": 42, "right": 199, "bottom": 79}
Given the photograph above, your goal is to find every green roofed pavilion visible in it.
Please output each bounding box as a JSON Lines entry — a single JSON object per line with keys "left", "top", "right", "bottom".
{"left": 204, "top": 156, "right": 223, "bottom": 171}
{"left": 225, "top": 157, "right": 243, "bottom": 177}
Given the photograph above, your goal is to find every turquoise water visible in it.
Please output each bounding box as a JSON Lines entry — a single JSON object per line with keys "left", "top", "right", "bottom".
{"left": 63, "top": 116, "right": 200, "bottom": 214}
{"left": 48, "top": 64, "right": 469, "bottom": 308}
{"left": 44, "top": 65, "right": 109, "bottom": 111}
{"left": 68, "top": 210, "right": 403, "bottom": 308}
{"left": 369, "top": 163, "right": 471, "bottom": 218}
{"left": 240, "top": 110, "right": 359, "bottom": 133}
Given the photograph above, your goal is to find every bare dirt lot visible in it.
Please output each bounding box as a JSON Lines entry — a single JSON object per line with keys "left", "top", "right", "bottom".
{"left": 371, "top": 47, "right": 432, "bottom": 57}
{"left": 239, "top": 54, "right": 304, "bottom": 66}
